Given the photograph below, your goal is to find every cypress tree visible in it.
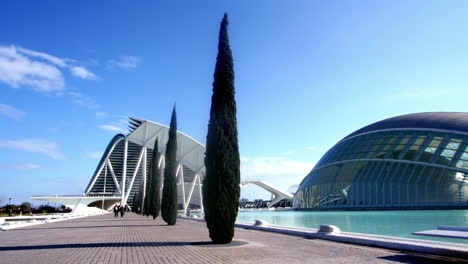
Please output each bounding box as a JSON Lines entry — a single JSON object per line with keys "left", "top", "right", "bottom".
{"left": 136, "top": 185, "right": 144, "bottom": 214}
{"left": 132, "top": 188, "right": 140, "bottom": 212}
{"left": 161, "top": 105, "right": 178, "bottom": 225}
{"left": 150, "top": 138, "right": 161, "bottom": 219}
{"left": 144, "top": 154, "right": 154, "bottom": 217}
{"left": 203, "top": 13, "right": 240, "bottom": 244}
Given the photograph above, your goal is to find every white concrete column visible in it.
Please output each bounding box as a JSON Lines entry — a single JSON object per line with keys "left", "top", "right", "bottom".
{"left": 184, "top": 174, "right": 198, "bottom": 213}
{"left": 198, "top": 176, "right": 204, "bottom": 213}
{"left": 178, "top": 164, "right": 186, "bottom": 212}
{"left": 141, "top": 147, "right": 147, "bottom": 211}
{"left": 123, "top": 146, "right": 145, "bottom": 204}
{"left": 159, "top": 155, "right": 165, "bottom": 190}
{"left": 121, "top": 138, "right": 128, "bottom": 204}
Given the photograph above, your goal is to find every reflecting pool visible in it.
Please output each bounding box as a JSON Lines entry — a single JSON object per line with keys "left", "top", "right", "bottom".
{"left": 236, "top": 209, "right": 468, "bottom": 244}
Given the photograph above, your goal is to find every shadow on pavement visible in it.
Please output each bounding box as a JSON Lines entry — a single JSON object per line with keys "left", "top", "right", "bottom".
{"left": 0, "top": 241, "right": 248, "bottom": 251}
{"left": 378, "top": 254, "right": 466, "bottom": 264}
{"left": 11, "top": 224, "right": 168, "bottom": 231}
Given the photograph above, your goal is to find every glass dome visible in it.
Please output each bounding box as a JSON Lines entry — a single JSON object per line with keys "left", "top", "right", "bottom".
{"left": 294, "top": 112, "right": 468, "bottom": 209}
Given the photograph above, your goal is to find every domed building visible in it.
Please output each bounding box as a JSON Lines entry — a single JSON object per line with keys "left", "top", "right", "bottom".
{"left": 293, "top": 112, "right": 468, "bottom": 209}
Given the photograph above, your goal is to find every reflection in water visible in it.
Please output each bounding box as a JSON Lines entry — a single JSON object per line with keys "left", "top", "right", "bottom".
{"left": 236, "top": 209, "right": 468, "bottom": 244}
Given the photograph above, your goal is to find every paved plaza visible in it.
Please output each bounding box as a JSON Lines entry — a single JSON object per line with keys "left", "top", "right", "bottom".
{"left": 0, "top": 213, "right": 466, "bottom": 264}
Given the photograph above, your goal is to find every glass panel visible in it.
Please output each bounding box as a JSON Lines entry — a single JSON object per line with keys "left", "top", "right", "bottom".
{"left": 413, "top": 136, "right": 427, "bottom": 146}
{"left": 380, "top": 162, "right": 396, "bottom": 205}
{"left": 426, "top": 147, "right": 437, "bottom": 154}
{"left": 382, "top": 144, "right": 393, "bottom": 152}
{"left": 408, "top": 165, "right": 423, "bottom": 203}
{"left": 441, "top": 149, "right": 456, "bottom": 158}
{"left": 428, "top": 136, "right": 443, "bottom": 147}
{"left": 446, "top": 141, "right": 461, "bottom": 150}
{"left": 389, "top": 163, "right": 405, "bottom": 205}
{"left": 390, "top": 144, "right": 406, "bottom": 159}
{"left": 400, "top": 136, "right": 412, "bottom": 145}
{"left": 403, "top": 145, "right": 421, "bottom": 160}
{"left": 460, "top": 151, "right": 468, "bottom": 161}
{"left": 456, "top": 160, "right": 468, "bottom": 169}
{"left": 419, "top": 137, "right": 440, "bottom": 163}
{"left": 371, "top": 162, "right": 386, "bottom": 205}
{"left": 426, "top": 168, "right": 441, "bottom": 203}
{"left": 415, "top": 166, "right": 434, "bottom": 204}
{"left": 401, "top": 164, "right": 415, "bottom": 204}
{"left": 398, "top": 163, "right": 412, "bottom": 204}
{"left": 436, "top": 138, "right": 462, "bottom": 165}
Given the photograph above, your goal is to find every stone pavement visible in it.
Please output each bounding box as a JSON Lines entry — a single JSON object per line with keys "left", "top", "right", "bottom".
{"left": 0, "top": 213, "right": 466, "bottom": 264}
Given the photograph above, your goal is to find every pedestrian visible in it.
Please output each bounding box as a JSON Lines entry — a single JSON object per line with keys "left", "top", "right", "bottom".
{"left": 113, "top": 204, "right": 119, "bottom": 218}
{"left": 120, "top": 204, "right": 125, "bottom": 217}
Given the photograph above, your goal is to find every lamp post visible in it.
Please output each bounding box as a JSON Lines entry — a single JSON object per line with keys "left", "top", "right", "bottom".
{"left": 8, "top": 197, "right": 11, "bottom": 206}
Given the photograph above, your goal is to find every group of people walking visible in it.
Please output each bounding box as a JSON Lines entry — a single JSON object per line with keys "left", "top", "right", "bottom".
{"left": 113, "top": 204, "right": 129, "bottom": 218}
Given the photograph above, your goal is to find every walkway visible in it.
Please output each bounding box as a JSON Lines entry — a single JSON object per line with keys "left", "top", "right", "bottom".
{"left": 0, "top": 213, "right": 465, "bottom": 264}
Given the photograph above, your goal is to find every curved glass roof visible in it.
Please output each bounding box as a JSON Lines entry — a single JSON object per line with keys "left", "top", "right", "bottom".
{"left": 344, "top": 112, "right": 468, "bottom": 141}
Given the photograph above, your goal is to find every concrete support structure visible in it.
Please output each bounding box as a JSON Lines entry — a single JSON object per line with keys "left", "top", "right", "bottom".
{"left": 240, "top": 180, "right": 293, "bottom": 208}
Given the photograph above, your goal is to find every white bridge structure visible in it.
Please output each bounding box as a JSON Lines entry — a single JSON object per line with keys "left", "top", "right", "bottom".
{"left": 240, "top": 180, "right": 293, "bottom": 208}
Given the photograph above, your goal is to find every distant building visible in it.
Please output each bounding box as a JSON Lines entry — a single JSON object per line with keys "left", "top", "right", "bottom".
{"left": 294, "top": 112, "right": 468, "bottom": 209}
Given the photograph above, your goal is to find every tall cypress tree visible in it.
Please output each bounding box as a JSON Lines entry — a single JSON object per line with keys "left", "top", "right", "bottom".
{"left": 161, "top": 105, "right": 178, "bottom": 225}
{"left": 203, "top": 13, "right": 240, "bottom": 244}
{"left": 132, "top": 187, "right": 140, "bottom": 213}
{"left": 137, "top": 184, "right": 144, "bottom": 214}
{"left": 144, "top": 156, "right": 153, "bottom": 217}
{"left": 150, "top": 138, "right": 161, "bottom": 219}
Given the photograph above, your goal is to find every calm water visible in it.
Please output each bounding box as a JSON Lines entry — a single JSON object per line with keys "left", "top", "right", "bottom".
{"left": 236, "top": 209, "right": 468, "bottom": 244}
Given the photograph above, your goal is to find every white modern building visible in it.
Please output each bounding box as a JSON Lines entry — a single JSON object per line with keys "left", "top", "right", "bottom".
{"left": 33, "top": 117, "right": 206, "bottom": 214}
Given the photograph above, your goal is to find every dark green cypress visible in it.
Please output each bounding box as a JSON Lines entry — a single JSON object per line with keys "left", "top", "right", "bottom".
{"left": 144, "top": 155, "right": 153, "bottom": 217}
{"left": 137, "top": 185, "right": 144, "bottom": 214}
{"left": 132, "top": 188, "right": 140, "bottom": 212}
{"left": 161, "top": 105, "right": 178, "bottom": 225}
{"left": 150, "top": 138, "right": 161, "bottom": 219}
{"left": 203, "top": 13, "right": 240, "bottom": 244}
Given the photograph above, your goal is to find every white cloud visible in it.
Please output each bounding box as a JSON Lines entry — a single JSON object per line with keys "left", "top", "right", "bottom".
{"left": 0, "top": 104, "right": 25, "bottom": 120}
{"left": 86, "top": 152, "right": 103, "bottom": 159}
{"left": 16, "top": 46, "right": 66, "bottom": 67}
{"left": 107, "top": 56, "right": 140, "bottom": 69}
{"left": 95, "top": 112, "right": 108, "bottom": 118}
{"left": 0, "top": 138, "right": 66, "bottom": 160}
{"left": 99, "top": 124, "right": 127, "bottom": 133}
{"left": 239, "top": 156, "right": 315, "bottom": 200}
{"left": 0, "top": 45, "right": 97, "bottom": 92}
{"left": 73, "top": 98, "right": 99, "bottom": 109}
{"left": 70, "top": 66, "right": 98, "bottom": 80}
{"left": 240, "top": 156, "right": 315, "bottom": 189}
{"left": 68, "top": 91, "right": 99, "bottom": 109}
{"left": 118, "top": 118, "right": 129, "bottom": 124}
{"left": 0, "top": 163, "right": 42, "bottom": 170}
{"left": 68, "top": 91, "right": 81, "bottom": 97}
{"left": 305, "top": 146, "right": 327, "bottom": 151}
{"left": 0, "top": 45, "right": 65, "bottom": 91}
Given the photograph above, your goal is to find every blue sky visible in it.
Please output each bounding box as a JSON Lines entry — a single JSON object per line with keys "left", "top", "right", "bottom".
{"left": 1, "top": 1, "right": 468, "bottom": 205}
